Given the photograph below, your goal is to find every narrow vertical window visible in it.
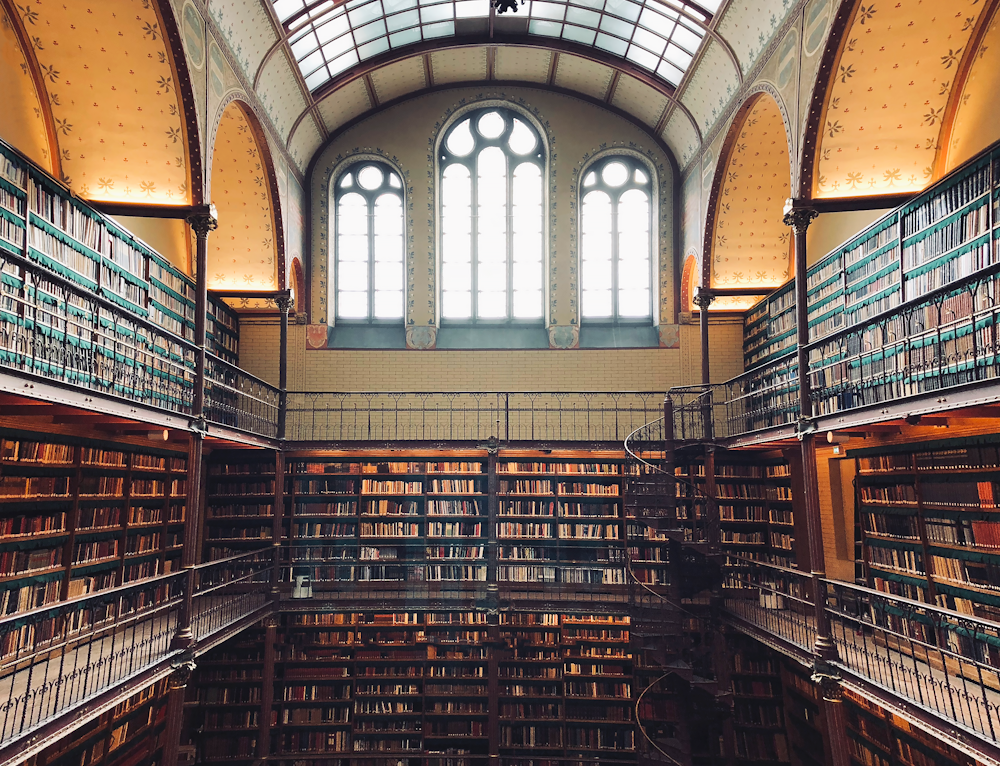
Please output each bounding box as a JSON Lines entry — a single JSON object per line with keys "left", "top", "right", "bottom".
{"left": 580, "top": 158, "right": 653, "bottom": 321}
{"left": 334, "top": 161, "right": 404, "bottom": 321}
{"left": 440, "top": 108, "right": 545, "bottom": 322}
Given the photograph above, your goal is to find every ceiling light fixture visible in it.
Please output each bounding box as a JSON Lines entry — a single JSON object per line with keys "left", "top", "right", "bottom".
{"left": 493, "top": 0, "right": 524, "bottom": 13}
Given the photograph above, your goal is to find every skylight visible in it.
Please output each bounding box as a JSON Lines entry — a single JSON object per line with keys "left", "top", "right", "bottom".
{"left": 274, "top": 0, "right": 710, "bottom": 92}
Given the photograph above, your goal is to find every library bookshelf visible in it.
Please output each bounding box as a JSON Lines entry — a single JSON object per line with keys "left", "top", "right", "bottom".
{"left": 0, "top": 136, "right": 240, "bottom": 376}
{"left": 728, "top": 632, "right": 790, "bottom": 765}
{"left": 0, "top": 428, "right": 187, "bottom": 617}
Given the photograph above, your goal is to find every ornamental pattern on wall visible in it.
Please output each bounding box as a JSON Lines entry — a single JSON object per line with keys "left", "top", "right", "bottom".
{"left": 428, "top": 94, "right": 557, "bottom": 326}
{"left": 316, "top": 149, "right": 415, "bottom": 326}
{"left": 570, "top": 145, "right": 672, "bottom": 325}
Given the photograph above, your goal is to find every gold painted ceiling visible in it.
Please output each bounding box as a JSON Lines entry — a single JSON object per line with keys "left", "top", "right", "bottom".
{"left": 208, "top": 104, "right": 277, "bottom": 291}
{"left": 814, "top": 0, "right": 989, "bottom": 198}
{"left": 4, "top": 0, "right": 191, "bottom": 204}
{"left": 711, "top": 96, "right": 792, "bottom": 289}
{"left": 0, "top": 6, "right": 52, "bottom": 172}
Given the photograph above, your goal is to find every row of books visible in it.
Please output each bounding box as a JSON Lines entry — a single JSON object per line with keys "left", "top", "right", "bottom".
{"left": 845, "top": 222, "right": 900, "bottom": 268}
{"left": 901, "top": 164, "right": 991, "bottom": 239}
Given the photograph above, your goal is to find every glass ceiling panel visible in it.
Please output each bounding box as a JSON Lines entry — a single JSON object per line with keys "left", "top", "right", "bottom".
{"left": 276, "top": 0, "right": 708, "bottom": 92}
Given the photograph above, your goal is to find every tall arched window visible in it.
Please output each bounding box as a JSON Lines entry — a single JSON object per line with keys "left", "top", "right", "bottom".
{"left": 580, "top": 157, "right": 653, "bottom": 321}
{"left": 440, "top": 108, "right": 545, "bottom": 322}
{"left": 334, "top": 161, "right": 404, "bottom": 321}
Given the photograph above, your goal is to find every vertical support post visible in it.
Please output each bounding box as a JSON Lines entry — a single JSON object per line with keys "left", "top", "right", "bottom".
{"left": 486, "top": 445, "right": 500, "bottom": 764}
{"left": 272, "top": 450, "right": 285, "bottom": 594}
{"left": 275, "top": 293, "right": 291, "bottom": 440}
{"left": 812, "top": 672, "right": 852, "bottom": 766}
{"left": 663, "top": 397, "right": 677, "bottom": 523}
{"left": 783, "top": 201, "right": 837, "bottom": 660}
{"left": 162, "top": 660, "right": 196, "bottom": 766}
{"left": 693, "top": 290, "right": 719, "bottom": 549}
{"left": 258, "top": 617, "right": 277, "bottom": 759}
{"left": 177, "top": 207, "right": 217, "bottom": 649}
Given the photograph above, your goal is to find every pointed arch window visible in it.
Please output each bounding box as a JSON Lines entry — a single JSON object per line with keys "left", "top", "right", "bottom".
{"left": 334, "top": 161, "right": 405, "bottom": 322}
{"left": 439, "top": 108, "right": 545, "bottom": 322}
{"left": 580, "top": 157, "right": 653, "bottom": 321}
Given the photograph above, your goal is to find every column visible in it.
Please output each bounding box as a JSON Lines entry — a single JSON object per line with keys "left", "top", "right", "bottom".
{"left": 177, "top": 207, "right": 217, "bottom": 648}
{"left": 274, "top": 293, "right": 292, "bottom": 441}
{"left": 258, "top": 617, "right": 278, "bottom": 759}
{"left": 782, "top": 204, "right": 837, "bottom": 660}
{"left": 161, "top": 658, "right": 197, "bottom": 766}
{"left": 811, "top": 665, "right": 852, "bottom": 766}
{"left": 692, "top": 290, "right": 720, "bottom": 550}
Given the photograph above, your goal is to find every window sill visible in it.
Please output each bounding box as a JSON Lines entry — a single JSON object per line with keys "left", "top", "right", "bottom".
{"left": 436, "top": 325, "right": 548, "bottom": 349}
{"left": 578, "top": 324, "right": 658, "bottom": 349}
{"left": 327, "top": 324, "right": 406, "bottom": 349}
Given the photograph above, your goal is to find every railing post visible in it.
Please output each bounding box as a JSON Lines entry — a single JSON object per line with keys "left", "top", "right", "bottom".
{"left": 811, "top": 667, "right": 852, "bottom": 766}
{"left": 663, "top": 397, "right": 676, "bottom": 524}
{"left": 161, "top": 658, "right": 196, "bottom": 766}
{"left": 784, "top": 201, "right": 837, "bottom": 661}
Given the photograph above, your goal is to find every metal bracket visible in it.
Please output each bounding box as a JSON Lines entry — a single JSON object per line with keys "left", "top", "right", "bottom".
{"left": 796, "top": 416, "right": 817, "bottom": 440}
{"left": 811, "top": 659, "right": 844, "bottom": 702}
{"left": 189, "top": 415, "right": 208, "bottom": 437}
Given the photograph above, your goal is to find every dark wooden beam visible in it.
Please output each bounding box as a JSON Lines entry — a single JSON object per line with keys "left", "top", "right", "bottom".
{"left": 789, "top": 194, "right": 915, "bottom": 215}
{"left": 705, "top": 287, "right": 769, "bottom": 297}
{"left": 90, "top": 202, "right": 214, "bottom": 220}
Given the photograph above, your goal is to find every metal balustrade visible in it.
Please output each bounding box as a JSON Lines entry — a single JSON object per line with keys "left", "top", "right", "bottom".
{"left": 285, "top": 391, "right": 664, "bottom": 443}
{"left": 723, "top": 556, "right": 1000, "bottom": 746}
{"left": 0, "top": 549, "right": 272, "bottom": 751}
{"left": 204, "top": 353, "right": 281, "bottom": 438}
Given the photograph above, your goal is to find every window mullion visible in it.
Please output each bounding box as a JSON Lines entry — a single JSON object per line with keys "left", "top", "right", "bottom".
{"left": 507, "top": 152, "right": 514, "bottom": 321}
{"left": 611, "top": 192, "right": 619, "bottom": 320}
{"left": 471, "top": 154, "right": 479, "bottom": 323}
{"left": 368, "top": 193, "right": 375, "bottom": 322}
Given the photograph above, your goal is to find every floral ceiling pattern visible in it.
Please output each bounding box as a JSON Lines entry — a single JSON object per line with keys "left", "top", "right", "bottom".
{"left": 814, "top": 0, "right": 988, "bottom": 198}
{"left": 711, "top": 96, "right": 791, "bottom": 289}
{"left": 0, "top": 6, "right": 51, "bottom": 172}
{"left": 7, "top": 0, "right": 192, "bottom": 204}
{"left": 208, "top": 104, "right": 277, "bottom": 290}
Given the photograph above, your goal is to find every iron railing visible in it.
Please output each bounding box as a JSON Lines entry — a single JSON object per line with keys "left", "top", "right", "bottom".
{"left": 285, "top": 392, "right": 664, "bottom": 443}
{"left": 0, "top": 549, "right": 272, "bottom": 749}
{"left": 724, "top": 556, "right": 1000, "bottom": 745}
{"left": 0, "top": 248, "right": 281, "bottom": 437}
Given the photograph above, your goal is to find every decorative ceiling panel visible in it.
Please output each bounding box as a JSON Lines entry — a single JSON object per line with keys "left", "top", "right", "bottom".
{"left": 316, "top": 78, "right": 372, "bottom": 132}
{"left": 0, "top": 6, "right": 52, "bottom": 172}
{"left": 662, "top": 107, "right": 699, "bottom": 169}
{"left": 5, "top": 0, "right": 191, "bottom": 203}
{"left": 711, "top": 96, "right": 791, "bottom": 289}
{"left": 208, "top": 0, "right": 279, "bottom": 79}
{"left": 945, "top": 8, "right": 1000, "bottom": 172}
{"left": 716, "top": 0, "right": 794, "bottom": 75}
{"left": 678, "top": 39, "right": 740, "bottom": 134}
{"left": 611, "top": 74, "right": 668, "bottom": 128}
{"left": 370, "top": 56, "right": 427, "bottom": 103}
{"left": 273, "top": 0, "right": 717, "bottom": 93}
{"left": 429, "top": 47, "right": 488, "bottom": 83}
{"left": 289, "top": 115, "right": 324, "bottom": 172}
{"left": 494, "top": 46, "right": 552, "bottom": 83}
{"left": 255, "top": 50, "right": 308, "bottom": 141}
{"left": 208, "top": 104, "right": 278, "bottom": 290}
{"left": 814, "top": 0, "right": 987, "bottom": 198}
{"left": 553, "top": 54, "right": 613, "bottom": 99}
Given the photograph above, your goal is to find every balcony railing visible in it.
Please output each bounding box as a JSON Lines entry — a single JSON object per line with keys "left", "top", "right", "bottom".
{"left": 724, "top": 557, "right": 1000, "bottom": 746}
{"left": 285, "top": 392, "right": 664, "bottom": 443}
{"left": 0, "top": 549, "right": 272, "bottom": 752}
{"left": 0, "top": 248, "right": 281, "bottom": 437}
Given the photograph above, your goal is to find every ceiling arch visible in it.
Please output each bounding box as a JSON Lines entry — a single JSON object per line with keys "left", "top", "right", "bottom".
{"left": 208, "top": 101, "right": 284, "bottom": 290}
{"left": 705, "top": 91, "right": 791, "bottom": 301}
{"left": 1, "top": 0, "right": 200, "bottom": 205}
{"left": 808, "top": 0, "right": 995, "bottom": 200}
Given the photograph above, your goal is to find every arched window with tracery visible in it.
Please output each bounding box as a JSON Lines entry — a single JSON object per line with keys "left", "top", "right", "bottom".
{"left": 580, "top": 156, "right": 653, "bottom": 321}
{"left": 333, "top": 160, "right": 404, "bottom": 322}
{"left": 439, "top": 107, "right": 545, "bottom": 322}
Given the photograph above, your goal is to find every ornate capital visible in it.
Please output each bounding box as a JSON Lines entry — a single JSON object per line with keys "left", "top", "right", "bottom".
{"left": 811, "top": 660, "right": 843, "bottom": 702}
{"left": 273, "top": 294, "right": 293, "bottom": 314}
{"left": 168, "top": 657, "right": 197, "bottom": 690}
{"left": 693, "top": 290, "right": 715, "bottom": 310}
{"left": 782, "top": 207, "right": 818, "bottom": 235}
{"left": 187, "top": 206, "right": 219, "bottom": 238}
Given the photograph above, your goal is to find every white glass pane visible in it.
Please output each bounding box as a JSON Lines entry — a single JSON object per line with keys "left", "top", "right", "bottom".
{"left": 348, "top": 0, "right": 382, "bottom": 25}
{"left": 605, "top": 0, "right": 640, "bottom": 21}
{"left": 443, "top": 165, "right": 472, "bottom": 262}
{"left": 671, "top": 24, "right": 702, "bottom": 54}
{"left": 338, "top": 291, "right": 368, "bottom": 318}
{"left": 582, "top": 258, "right": 612, "bottom": 289}
{"left": 638, "top": 7, "right": 673, "bottom": 36}
{"left": 512, "top": 261, "right": 543, "bottom": 291}
{"left": 442, "top": 290, "right": 472, "bottom": 318}
{"left": 339, "top": 261, "right": 368, "bottom": 288}
{"left": 420, "top": 3, "right": 452, "bottom": 22}
{"left": 634, "top": 168, "right": 648, "bottom": 184}
{"left": 618, "top": 259, "right": 649, "bottom": 289}
{"left": 355, "top": 19, "right": 387, "bottom": 45}
{"left": 373, "top": 290, "right": 403, "bottom": 318}
{"left": 529, "top": 19, "right": 562, "bottom": 36}
{"left": 322, "top": 33, "right": 354, "bottom": 60}
{"left": 478, "top": 146, "right": 507, "bottom": 268}
{"left": 508, "top": 121, "right": 538, "bottom": 155}
{"left": 619, "top": 188, "right": 649, "bottom": 228}
{"left": 564, "top": 7, "right": 599, "bottom": 27}
{"left": 446, "top": 119, "right": 475, "bottom": 156}
{"left": 340, "top": 173, "right": 354, "bottom": 188}
{"left": 291, "top": 33, "right": 320, "bottom": 59}
{"left": 304, "top": 68, "right": 331, "bottom": 90}
{"left": 375, "top": 235, "right": 403, "bottom": 263}
{"left": 422, "top": 20, "right": 455, "bottom": 38}
{"left": 385, "top": 0, "right": 418, "bottom": 12}
{"left": 316, "top": 12, "right": 350, "bottom": 43}
{"left": 582, "top": 290, "right": 612, "bottom": 317}
{"left": 477, "top": 112, "right": 505, "bottom": 139}
{"left": 442, "top": 264, "right": 472, "bottom": 291}
{"left": 374, "top": 261, "right": 403, "bottom": 290}
{"left": 358, "top": 37, "right": 390, "bottom": 59}
{"left": 595, "top": 32, "right": 628, "bottom": 55}
{"left": 274, "top": 0, "right": 305, "bottom": 22}
{"left": 619, "top": 230, "right": 649, "bottom": 258}
{"left": 583, "top": 171, "right": 597, "bottom": 187}
{"left": 656, "top": 60, "right": 684, "bottom": 86}
{"left": 300, "top": 50, "right": 325, "bottom": 76}
{"left": 602, "top": 163, "right": 628, "bottom": 187}
{"left": 618, "top": 289, "right": 650, "bottom": 316}
{"left": 389, "top": 173, "right": 402, "bottom": 188}
{"left": 455, "top": 0, "right": 487, "bottom": 18}
{"left": 477, "top": 232, "right": 506, "bottom": 261}
{"left": 389, "top": 27, "right": 422, "bottom": 45}
{"left": 359, "top": 166, "right": 384, "bottom": 190}
{"left": 562, "top": 24, "right": 597, "bottom": 45}
{"left": 626, "top": 44, "right": 658, "bottom": 70}
{"left": 531, "top": 1, "right": 565, "bottom": 19}
{"left": 664, "top": 43, "right": 692, "bottom": 69}
{"left": 328, "top": 49, "right": 360, "bottom": 76}
{"left": 479, "top": 261, "right": 506, "bottom": 287}
{"left": 386, "top": 9, "right": 420, "bottom": 31}
{"left": 631, "top": 26, "right": 666, "bottom": 55}
{"left": 443, "top": 233, "right": 471, "bottom": 260}
{"left": 514, "top": 232, "right": 542, "bottom": 257}
{"left": 478, "top": 291, "right": 506, "bottom": 318}
{"left": 513, "top": 290, "right": 542, "bottom": 318}
{"left": 599, "top": 15, "right": 632, "bottom": 37}
{"left": 339, "top": 236, "right": 369, "bottom": 261}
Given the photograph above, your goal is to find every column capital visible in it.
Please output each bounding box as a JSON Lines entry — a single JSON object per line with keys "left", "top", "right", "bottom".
{"left": 168, "top": 657, "right": 197, "bottom": 690}
{"left": 693, "top": 289, "right": 715, "bottom": 310}
{"left": 811, "top": 660, "right": 844, "bottom": 702}
{"left": 782, "top": 202, "right": 819, "bottom": 235}
{"left": 273, "top": 294, "right": 293, "bottom": 314}
{"left": 186, "top": 204, "right": 219, "bottom": 237}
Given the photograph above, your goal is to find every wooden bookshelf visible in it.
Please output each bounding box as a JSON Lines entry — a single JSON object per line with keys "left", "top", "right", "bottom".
{"left": 0, "top": 136, "right": 239, "bottom": 370}
{"left": 728, "top": 633, "right": 790, "bottom": 765}
{"left": 0, "top": 428, "right": 186, "bottom": 618}
{"left": 204, "top": 450, "right": 277, "bottom": 562}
